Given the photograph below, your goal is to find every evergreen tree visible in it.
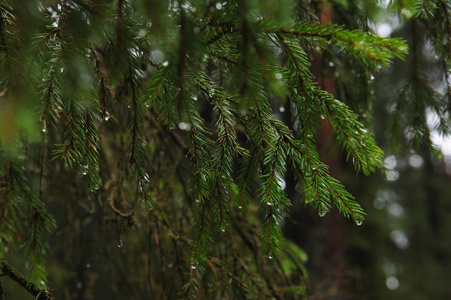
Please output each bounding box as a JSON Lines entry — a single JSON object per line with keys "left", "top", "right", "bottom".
{"left": 0, "top": 0, "right": 448, "bottom": 299}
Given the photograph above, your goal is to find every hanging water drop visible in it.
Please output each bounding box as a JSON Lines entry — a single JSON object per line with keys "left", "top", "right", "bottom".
{"left": 162, "top": 61, "right": 169, "bottom": 67}
{"left": 117, "top": 240, "right": 123, "bottom": 248}
{"left": 191, "top": 265, "right": 196, "bottom": 270}
{"left": 238, "top": 206, "right": 242, "bottom": 209}
{"left": 267, "top": 202, "right": 272, "bottom": 206}
{"left": 319, "top": 208, "right": 327, "bottom": 217}
{"left": 104, "top": 112, "right": 110, "bottom": 121}
{"left": 82, "top": 165, "right": 88, "bottom": 176}
{"left": 268, "top": 255, "right": 273, "bottom": 259}
{"left": 370, "top": 75, "right": 375, "bottom": 80}
{"left": 195, "top": 199, "right": 200, "bottom": 203}
{"left": 355, "top": 218, "right": 363, "bottom": 226}
{"left": 328, "top": 61, "right": 334, "bottom": 67}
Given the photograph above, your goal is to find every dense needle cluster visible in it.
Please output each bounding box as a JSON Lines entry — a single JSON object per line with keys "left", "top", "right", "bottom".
{"left": 1, "top": 0, "right": 448, "bottom": 299}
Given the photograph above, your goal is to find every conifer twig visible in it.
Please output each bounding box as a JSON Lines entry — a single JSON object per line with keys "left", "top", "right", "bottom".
{"left": 0, "top": 260, "right": 54, "bottom": 300}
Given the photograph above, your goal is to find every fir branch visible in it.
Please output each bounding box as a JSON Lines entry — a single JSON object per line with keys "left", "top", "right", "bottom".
{"left": 141, "top": 65, "right": 170, "bottom": 107}
{"left": 236, "top": 151, "right": 257, "bottom": 211}
{"left": 125, "top": 74, "right": 152, "bottom": 203}
{"left": 317, "top": 88, "right": 384, "bottom": 174}
{"left": 258, "top": 134, "right": 289, "bottom": 257}
{"left": 52, "top": 100, "right": 84, "bottom": 169}
{"left": 0, "top": 158, "right": 22, "bottom": 249}
{"left": 40, "top": 65, "right": 60, "bottom": 128}
{"left": 82, "top": 110, "right": 101, "bottom": 191}
{"left": 187, "top": 108, "right": 215, "bottom": 261}
{"left": 209, "top": 52, "right": 238, "bottom": 64}
{"left": 1, "top": 145, "right": 56, "bottom": 286}
{"left": 0, "top": 3, "right": 13, "bottom": 70}
{"left": 190, "top": 204, "right": 213, "bottom": 263}
{"left": 91, "top": 46, "right": 109, "bottom": 118}
{"left": 415, "top": 0, "right": 439, "bottom": 18}
{"left": 269, "top": 21, "right": 408, "bottom": 68}
{"left": 0, "top": 260, "right": 54, "bottom": 300}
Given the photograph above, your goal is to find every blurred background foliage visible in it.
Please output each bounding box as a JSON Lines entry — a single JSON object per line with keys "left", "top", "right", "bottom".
{"left": 1, "top": 0, "right": 451, "bottom": 299}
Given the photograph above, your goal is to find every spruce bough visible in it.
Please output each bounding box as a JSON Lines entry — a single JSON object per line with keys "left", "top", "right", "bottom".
{"left": 6, "top": 1, "right": 445, "bottom": 298}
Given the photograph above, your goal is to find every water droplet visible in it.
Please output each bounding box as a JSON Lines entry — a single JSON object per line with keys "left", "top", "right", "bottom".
{"left": 238, "top": 206, "right": 242, "bottom": 209}
{"left": 60, "top": 67, "right": 64, "bottom": 73}
{"left": 178, "top": 122, "right": 190, "bottom": 130}
{"left": 279, "top": 107, "right": 285, "bottom": 112}
{"left": 42, "top": 127, "right": 46, "bottom": 133}
{"left": 221, "top": 228, "right": 225, "bottom": 233}
{"left": 267, "top": 202, "right": 272, "bottom": 206}
{"left": 370, "top": 75, "right": 375, "bottom": 80}
{"left": 82, "top": 170, "right": 87, "bottom": 176}
{"left": 355, "top": 218, "right": 363, "bottom": 226}
{"left": 275, "top": 72, "right": 282, "bottom": 80}
{"left": 216, "top": 3, "right": 222, "bottom": 10}
{"left": 319, "top": 208, "right": 327, "bottom": 217}
{"left": 117, "top": 240, "right": 123, "bottom": 248}
{"left": 138, "top": 28, "right": 147, "bottom": 38}
{"left": 104, "top": 112, "right": 110, "bottom": 121}
{"left": 268, "top": 255, "right": 273, "bottom": 259}
{"left": 191, "top": 265, "right": 196, "bottom": 270}
{"left": 162, "top": 61, "right": 169, "bottom": 67}
{"left": 40, "top": 280, "right": 45, "bottom": 286}
{"left": 193, "top": 96, "right": 198, "bottom": 101}
{"left": 329, "top": 61, "right": 334, "bottom": 67}
{"left": 195, "top": 199, "right": 200, "bottom": 203}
